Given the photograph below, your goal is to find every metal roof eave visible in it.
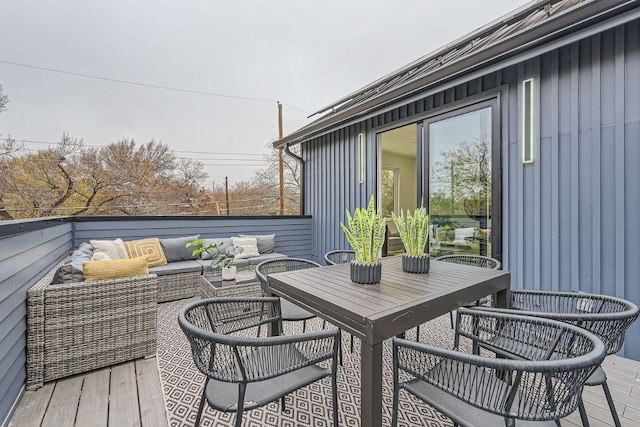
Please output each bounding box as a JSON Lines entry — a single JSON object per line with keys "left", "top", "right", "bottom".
{"left": 274, "top": 0, "right": 637, "bottom": 149}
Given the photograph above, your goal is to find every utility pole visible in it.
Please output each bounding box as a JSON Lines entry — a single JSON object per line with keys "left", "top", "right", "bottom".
{"left": 225, "top": 176, "right": 230, "bottom": 215}
{"left": 278, "top": 101, "right": 284, "bottom": 215}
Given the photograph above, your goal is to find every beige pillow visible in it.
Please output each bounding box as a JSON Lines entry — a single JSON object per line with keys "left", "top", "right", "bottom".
{"left": 83, "top": 256, "right": 149, "bottom": 282}
{"left": 124, "top": 238, "right": 167, "bottom": 267}
{"left": 232, "top": 237, "right": 260, "bottom": 259}
{"left": 90, "top": 238, "right": 129, "bottom": 260}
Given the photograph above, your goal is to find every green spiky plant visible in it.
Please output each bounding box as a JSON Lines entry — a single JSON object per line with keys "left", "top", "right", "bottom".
{"left": 392, "top": 205, "right": 429, "bottom": 255}
{"left": 340, "top": 195, "right": 386, "bottom": 263}
{"left": 186, "top": 238, "right": 242, "bottom": 269}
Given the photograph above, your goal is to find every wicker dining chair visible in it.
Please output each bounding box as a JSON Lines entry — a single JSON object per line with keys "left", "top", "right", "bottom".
{"left": 392, "top": 307, "right": 606, "bottom": 427}
{"left": 179, "top": 297, "right": 340, "bottom": 427}
{"left": 324, "top": 250, "right": 356, "bottom": 266}
{"left": 434, "top": 254, "right": 501, "bottom": 329}
{"left": 256, "top": 258, "right": 320, "bottom": 333}
{"left": 323, "top": 250, "right": 359, "bottom": 352}
{"left": 489, "top": 290, "right": 639, "bottom": 427}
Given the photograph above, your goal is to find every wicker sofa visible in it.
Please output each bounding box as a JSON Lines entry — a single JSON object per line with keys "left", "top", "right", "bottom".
{"left": 26, "top": 262, "right": 158, "bottom": 387}
{"left": 26, "top": 234, "right": 288, "bottom": 386}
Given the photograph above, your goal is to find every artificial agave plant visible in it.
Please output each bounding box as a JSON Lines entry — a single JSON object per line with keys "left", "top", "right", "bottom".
{"left": 340, "top": 195, "right": 386, "bottom": 263}
{"left": 392, "top": 205, "right": 429, "bottom": 255}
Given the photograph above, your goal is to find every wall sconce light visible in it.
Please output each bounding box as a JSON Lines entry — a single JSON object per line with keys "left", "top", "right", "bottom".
{"left": 522, "top": 78, "right": 534, "bottom": 164}
{"left": 358, "top": 133, "right": 365, "bottom": 183}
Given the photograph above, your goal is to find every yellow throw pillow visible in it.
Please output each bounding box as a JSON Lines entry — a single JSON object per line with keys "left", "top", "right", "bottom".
{"left": 124, "top": 238, "right": 168, "bottom": 267}
{"left": 83, "top": 256, "right": 149, "bottom": 282}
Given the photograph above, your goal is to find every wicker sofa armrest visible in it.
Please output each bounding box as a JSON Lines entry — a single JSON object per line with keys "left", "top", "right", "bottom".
{"left": 27, "top": 267, "right": 158, "bottom": 388}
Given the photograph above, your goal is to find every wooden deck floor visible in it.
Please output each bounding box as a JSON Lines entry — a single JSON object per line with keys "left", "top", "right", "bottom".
{"left": 7, "top": 355, "right": 640, "bottom": 426}
{"left": 9, "top": 357, "right": 167, "bottom": 427}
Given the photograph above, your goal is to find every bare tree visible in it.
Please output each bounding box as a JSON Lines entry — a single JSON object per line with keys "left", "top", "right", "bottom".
{"left": 251, "top": 142, "right": 301, "bottom": 214}
{"left": 0, "top": 84, "right": 8, "bottom": 114}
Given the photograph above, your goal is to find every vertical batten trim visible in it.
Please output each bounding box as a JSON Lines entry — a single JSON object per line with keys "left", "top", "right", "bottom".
{"left": 532, "top": 58, "right": 542, "bottom": 292}
{"left": 358, "top": 132, "right": 365, "bottom": 184}
{"left": 614, "top": 26, "right": 626, "bottom": 298}
{"left": 570, "top": 41, "right": 580, "bottom": 291}
{"left": 591, "top": 34, "right": 602, "bottom": 295}
{"left": 550, "top": 50, "right": 560, "bottom": 291}
{"left": 497, "top": 70, "right": 510, "bottom": 271}
{"left": 517, "top": 63, "right": 525, "bottom": 290}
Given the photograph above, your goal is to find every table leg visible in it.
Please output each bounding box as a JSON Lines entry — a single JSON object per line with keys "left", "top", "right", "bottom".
{"left": 360, "top": 340, "right": 383, "bottom": 426}
{"left": 495, "top": 286, "right": 511, "bottom": 309}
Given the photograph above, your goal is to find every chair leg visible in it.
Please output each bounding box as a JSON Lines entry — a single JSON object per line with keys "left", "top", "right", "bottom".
{"left": 415, "top": 325, "right": 420, "bottom": 342}
{"left": 236, "top": 383, "right": 247, "bottom": 427}
{"left": 601, "top": 381, "right": 622, "bottom": 427}
{"left": 350, "top": 335, "right": 354, "bottom": 353}
{"left": 281, "top": 395, "right": 287, "bottom": 413}
{"left": 577, "top": 396, "right": 591, "bottom": 427}
{"left": 449, "top": 311, "right": 455, "bottom": 329}
{"left": 331, "top": 370, "right": 339, "bottom": 426}
{"left": 302, "top": 319, "right": 307, "bottom": 333}
{"left": 391, "top": 388, "right": 400, "bottom": 427}
{"left": 195, "top": 387, "right": 207, "bottom": 426}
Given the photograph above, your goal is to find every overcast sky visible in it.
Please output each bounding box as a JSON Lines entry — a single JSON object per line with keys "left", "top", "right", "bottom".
{"left": 0, "top": 0, "right": 524, "bottom": 185}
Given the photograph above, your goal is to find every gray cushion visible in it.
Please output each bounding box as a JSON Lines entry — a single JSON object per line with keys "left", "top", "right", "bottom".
{"left": 160, "top": 235, "right": 200, "bottom": 262}
{"left": 76, "top": 242, "right": 94, "bottom": 257}
{"left": 149, "top": 260, "right": 202, "bottom": 276}
{"left": 248, "top": 253, "right": 288, "bottom": 265}
{"left": 239, "top": 234, "right": 276, "bottom": 254}
{"left": 200, "top": 238, "right": 234, "bottom": 260}
{"left": 51, "top": 249, "right": 93, "bottom": 284}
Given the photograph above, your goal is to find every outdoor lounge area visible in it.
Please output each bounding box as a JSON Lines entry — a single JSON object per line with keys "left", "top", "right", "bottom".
{"left": 6, "top": 298, "right": 640, "bottom": 427}
{"left": 0, "top": 215, "right": 638, "bottom": 427}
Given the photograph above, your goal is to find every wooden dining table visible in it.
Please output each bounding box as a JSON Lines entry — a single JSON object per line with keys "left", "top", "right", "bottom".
{"left": 267, "top": 255, "right": 511, "bottom": 427}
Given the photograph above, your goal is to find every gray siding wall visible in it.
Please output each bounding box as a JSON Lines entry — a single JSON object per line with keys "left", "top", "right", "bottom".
{"left": 0, "top": 219, "right": 74, "bottom": 426}
{"left": 74, "top": 216, "right": 312, "bottom": 259}
{"left": 303, "top": 20, "right": 640, "bottom": 360}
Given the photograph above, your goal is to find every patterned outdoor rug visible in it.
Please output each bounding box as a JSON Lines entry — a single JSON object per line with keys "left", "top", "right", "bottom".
{"left": 157, "top": 297, "right": 461, "bottom": 426}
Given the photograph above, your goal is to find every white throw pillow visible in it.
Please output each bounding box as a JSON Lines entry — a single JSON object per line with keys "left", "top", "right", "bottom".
{"left": 90, "top": 238, "right": 129, "bottom": 260}
{"left": 232, "top": 237, "right": 260, "bottom": 259}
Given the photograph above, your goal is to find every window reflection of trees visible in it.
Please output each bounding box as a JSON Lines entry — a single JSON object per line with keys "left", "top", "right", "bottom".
{"left": 430, "top": 134, "right": 491, "bottom": 220}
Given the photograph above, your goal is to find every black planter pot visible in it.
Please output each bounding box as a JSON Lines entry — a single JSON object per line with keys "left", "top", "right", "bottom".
{"left": 350, "top": 261, "right": 382, "bottom": 284}
{"left": 402, "top": 254, "right": 430, "bottom": 274}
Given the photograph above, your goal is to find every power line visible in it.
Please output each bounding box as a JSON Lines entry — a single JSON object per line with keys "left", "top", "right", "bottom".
{"left": 0, "top": 59, "right": 310, "bottom": 114}
{"left": 1, "top": 137, "right": 267, "bottom": 157}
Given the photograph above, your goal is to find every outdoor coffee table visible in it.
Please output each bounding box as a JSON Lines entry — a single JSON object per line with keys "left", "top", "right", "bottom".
{"left": 199, "top": 270, "right": 262, "bottom": 299}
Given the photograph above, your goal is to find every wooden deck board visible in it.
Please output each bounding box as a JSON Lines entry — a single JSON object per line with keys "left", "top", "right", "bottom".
{"left": 135, "top": 358, "right": 168, "bottom": 427}
{"left": 75, "top": 367, "right": 110, "bottom": 427}
{"left": 41, "top": 375, "right": 83, "bottom": 427}
{"left": 8, "top": 382, "right": 54, "bottom": 427}
{"left": 109, "top": 362, "right": 140, "bottom": 427}
{"left": 7, "top": 351, "right": 639, "bottom": 427}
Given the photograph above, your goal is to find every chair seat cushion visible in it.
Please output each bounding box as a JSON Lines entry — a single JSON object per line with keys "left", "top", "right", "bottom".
{"left": 149, "top": 260, "right": 203, "bottom": 276}
{"left": 248, "top": 253, "right": 288, "bottom": 265}
{"left": 403, "top": 361, "right": 556, "bottom": 427}
{"left": 204, "top": 347, "right": 329, "bottom": 412}
{"left": 280, "top": 299, "right": 315, "bottom": 321}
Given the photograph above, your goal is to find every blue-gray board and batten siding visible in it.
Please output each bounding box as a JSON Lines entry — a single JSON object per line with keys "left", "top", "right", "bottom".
{"left": 302, "top": 19, "right": 640, "bottom": 360}
{"left": 0, "top": 215, "right": 312, "bottom": 426}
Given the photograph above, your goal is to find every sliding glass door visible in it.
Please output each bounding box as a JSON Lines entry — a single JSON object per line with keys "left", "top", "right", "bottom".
{"left": 423, "top": 101, "right": 500, "bottom": 259}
